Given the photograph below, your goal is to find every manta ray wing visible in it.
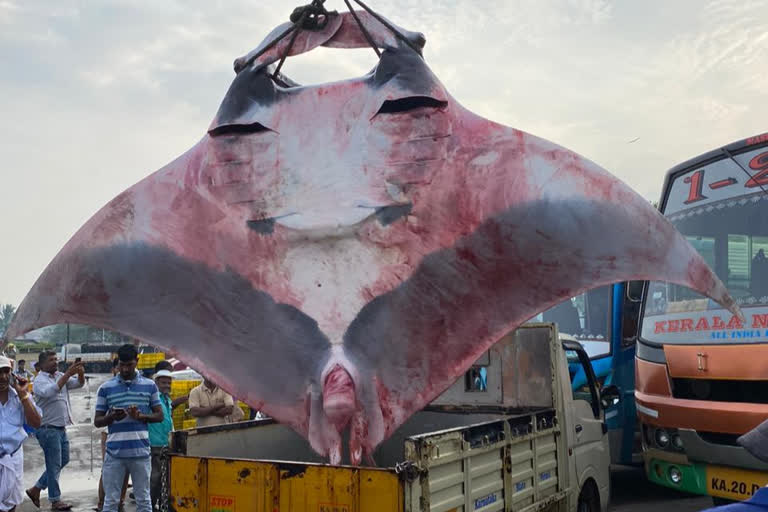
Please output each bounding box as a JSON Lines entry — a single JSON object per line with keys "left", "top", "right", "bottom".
{"left": 5, "top": 12, "right": 737, "bottom": 465}
{"left": 340, "top": 109, "right": 736, "bottom": 460}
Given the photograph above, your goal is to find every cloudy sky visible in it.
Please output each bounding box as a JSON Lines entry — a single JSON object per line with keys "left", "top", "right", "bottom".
{"left": 1, "top": 0, "right": 767, "bottom": 307}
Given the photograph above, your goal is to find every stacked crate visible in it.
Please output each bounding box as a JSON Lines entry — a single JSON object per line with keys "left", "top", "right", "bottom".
{"left": 167, "top": 378, "right": 251, "bottom": 428}
{"left": 170, "top": 378, "right": 200, "bottom": 430}
{"left": 137, "top": 352, "right": 166, "bottom": 370}
{"left": 237, "top": 401, "right": 251, "bottom": 420}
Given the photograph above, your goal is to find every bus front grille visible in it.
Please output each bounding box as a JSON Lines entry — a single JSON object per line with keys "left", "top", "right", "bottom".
{"left": 671, "top": 378, "right": 768, "bottom": 404}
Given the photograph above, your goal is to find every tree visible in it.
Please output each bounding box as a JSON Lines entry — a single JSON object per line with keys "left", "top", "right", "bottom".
{"left": 0, "top": 304, "right": 15, "bottom": 336}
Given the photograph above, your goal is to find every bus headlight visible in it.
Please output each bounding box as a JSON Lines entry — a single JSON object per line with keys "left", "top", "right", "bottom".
{"left": 655, "top": 428, "right": 670, "bottom": 448}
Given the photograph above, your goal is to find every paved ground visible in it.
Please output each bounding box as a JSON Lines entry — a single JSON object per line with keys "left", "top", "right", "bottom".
{"left": 14, "top": 373, "right": 717, "bottom": 512}
{"left": 610, "top": 465, "right": 713, "bottom": 512}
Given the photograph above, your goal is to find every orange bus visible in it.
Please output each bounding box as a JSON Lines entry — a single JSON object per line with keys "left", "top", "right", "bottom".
{"left": 635, "top": 132, "right": 768, "bottom": 505}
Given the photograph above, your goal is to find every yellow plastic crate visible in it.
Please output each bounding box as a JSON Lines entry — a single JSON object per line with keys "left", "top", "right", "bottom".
{"left": 169, "top": 380, "right": 200, "bottom": 431}
{"left": 170, "top": 380, "right": 201, "bottom": 400}
{"left": 237, "top": 401, "right": 250, "bottom": 420}
{"left": 137, "top": 352, "right": 166, "bottom": 369}
{"left": 171, "top": 379, "right": 200, "bottom": 389}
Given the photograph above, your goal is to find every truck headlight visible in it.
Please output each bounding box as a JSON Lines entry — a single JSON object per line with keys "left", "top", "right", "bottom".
{"left": 669, "top": 466, "right": 682, "bottom": 484}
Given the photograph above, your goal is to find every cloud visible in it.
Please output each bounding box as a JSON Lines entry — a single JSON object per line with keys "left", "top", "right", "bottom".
{"left": 1, "top": 0, "right": 768, "bottom": 306}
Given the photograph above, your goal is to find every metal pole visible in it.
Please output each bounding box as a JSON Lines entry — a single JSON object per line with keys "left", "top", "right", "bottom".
{"left": 63, "top": 324, "right": 68, "bottom": 365}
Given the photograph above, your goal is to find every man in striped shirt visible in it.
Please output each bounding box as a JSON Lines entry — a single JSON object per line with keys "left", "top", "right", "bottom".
{"left": 94, "top": 345, "right": 163, "bottom": 512}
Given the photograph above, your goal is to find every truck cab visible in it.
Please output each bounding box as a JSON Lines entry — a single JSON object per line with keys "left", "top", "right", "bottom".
{"left": 563, "top": 336, "right": 615, "bottom": 512}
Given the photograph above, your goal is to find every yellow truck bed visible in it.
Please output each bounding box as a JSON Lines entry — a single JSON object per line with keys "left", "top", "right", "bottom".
{"left": 171, "top": 456, "right": 402, "bottom": 512}
{"left": 169, "top": 409, "right": 567, "bottom": 512}
{"left": 167, "top": 325, "right": 571, "bottom": 512}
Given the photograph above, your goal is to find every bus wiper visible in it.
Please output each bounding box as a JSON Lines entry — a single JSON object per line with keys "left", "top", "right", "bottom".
{"left": 722, "top": 147, "right": 768, "bottom": 196}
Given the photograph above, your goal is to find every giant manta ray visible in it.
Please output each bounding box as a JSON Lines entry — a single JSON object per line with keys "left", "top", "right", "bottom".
{"left": 6, "top": 9, "right": 737, "bottom": 464}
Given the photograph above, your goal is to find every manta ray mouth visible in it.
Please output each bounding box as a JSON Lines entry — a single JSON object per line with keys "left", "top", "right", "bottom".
{"left": 246, "top": 203, "right": 413, "bottom": 235}
{"left": 323, "top": 365, "right": 356, "bottom": 430}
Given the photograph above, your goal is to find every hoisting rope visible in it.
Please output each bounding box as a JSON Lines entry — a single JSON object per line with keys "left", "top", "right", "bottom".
{"left": 346, "top": 0, "right": 424, "bottom": 56}
{"left": 235, "top": 0, "right": 422, "bottom": 75}
{"left": 343, "top": 0, "right": 381, "bottom": 58}
{"left": 722, "top": 147, "right": 768, "bottom": 197}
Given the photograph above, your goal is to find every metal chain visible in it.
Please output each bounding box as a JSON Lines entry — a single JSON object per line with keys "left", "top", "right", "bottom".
{"left": 159, "top": 447, "right": 170, "bottom": 512}
{"left": 394, "top": 460, "right": 422, "bottom": 482}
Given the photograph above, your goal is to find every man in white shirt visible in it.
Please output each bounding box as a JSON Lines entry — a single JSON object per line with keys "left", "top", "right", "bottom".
{"left": 25, "top": 351, "right": 84, "bottom": 511}
{"left": 12, "top": 360, "right": 32, "bottom": 383}
{"left": 0, "top": 355, "right": 42, "bottom": 512}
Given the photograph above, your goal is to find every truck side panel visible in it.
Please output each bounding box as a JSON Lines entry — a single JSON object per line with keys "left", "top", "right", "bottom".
{"left": 169, "top": 457, "right": 279, "bottom": 512}
{"left": 404, "top": 409, "right": 567, "bottom": 512}
{"left": 169, "top": 456, "right": 402, "bottom": 512}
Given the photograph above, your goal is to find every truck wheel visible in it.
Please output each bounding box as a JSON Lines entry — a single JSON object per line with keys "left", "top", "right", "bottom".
{"left": 577, "top": 482, "right": 600, "bottom": 512}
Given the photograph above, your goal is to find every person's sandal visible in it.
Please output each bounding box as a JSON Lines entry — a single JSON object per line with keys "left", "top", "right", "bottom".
{"left": 51, "top": 502, "right": 73, "bottom": 511}
{"left": 25, "top": 489, "right": 40, "bottom": 508}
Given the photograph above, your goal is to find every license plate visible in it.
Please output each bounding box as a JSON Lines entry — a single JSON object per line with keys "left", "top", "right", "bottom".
{"left": 707, "top": 465, "right": 768, "bottom": 501}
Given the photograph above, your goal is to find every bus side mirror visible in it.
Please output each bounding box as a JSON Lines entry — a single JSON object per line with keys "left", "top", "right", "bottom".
{"left": 626, "top": 281, "right": 644, "bottom": 303}
{"left": 600, "top": 384, "right": 621, "bottom": 409}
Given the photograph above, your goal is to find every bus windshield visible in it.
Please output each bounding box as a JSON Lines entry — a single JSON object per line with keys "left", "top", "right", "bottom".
{"left": 530, "top": 285, "right": 612, "bottom": 358}
{"left": 640, "top": 144, "right": 768, "bottom": 344}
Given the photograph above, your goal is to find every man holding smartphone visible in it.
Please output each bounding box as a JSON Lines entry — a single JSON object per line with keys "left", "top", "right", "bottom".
{"left": 0, "top": 355, "right": 42, "bottom": 512}
{"left": 25, "top": 351, "right": 84, "bottom": 511}
{"left": 95, "top": 344, "right": 163, "bottom": 512}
